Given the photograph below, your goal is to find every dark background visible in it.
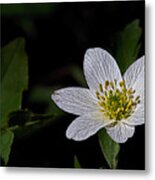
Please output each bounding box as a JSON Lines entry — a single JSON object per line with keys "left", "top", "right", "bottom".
{"left": 1, "top": 1, "right": 145, "bottom": 169}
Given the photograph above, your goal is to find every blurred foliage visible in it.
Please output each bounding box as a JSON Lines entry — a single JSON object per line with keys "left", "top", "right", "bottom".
{"left": 0, "top": 130, "right": 14, "bottom": 165}
{"left": 1, "top": 38, "right": 28, "bottom": 128}
{"left": 114, "top": 19, "right": 142, "bottom": 73}
{"left": 1, "top": 38, "right": 28, "bottom": 164}
{"left": 98, "top": 128, "right": 120, "bottom": 169}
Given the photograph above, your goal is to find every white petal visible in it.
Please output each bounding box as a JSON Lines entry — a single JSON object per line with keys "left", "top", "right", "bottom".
{"left": 106, "top": 122, "right": 135, "bottom": 143}
{"left": 66, "top": 112, "right": 114, "bottom": 141}
{"left": 124, "top": 56, "right": 145, "bottom": 101}
{"left": 122, "top": 101, "right": 144, "bottom": 126}
{"left": 51, "top": 87, "right": 98, "bottom": 115}
{"left": 84, "top": 48, "right": 122, "bottom": 93}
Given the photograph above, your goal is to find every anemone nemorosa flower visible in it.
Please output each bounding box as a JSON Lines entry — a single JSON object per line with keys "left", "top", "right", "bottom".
{"left": 51, "top": 48, "right": 144, "bottom": 143}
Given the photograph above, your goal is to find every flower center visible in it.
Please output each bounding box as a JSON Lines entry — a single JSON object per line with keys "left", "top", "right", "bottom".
{"left": 96, "top": 80, "right": 140, "bottom": 121}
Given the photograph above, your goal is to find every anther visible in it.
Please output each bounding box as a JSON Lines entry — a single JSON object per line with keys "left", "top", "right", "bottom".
{"left": 98, "top": 101, "right": 105, "bottom": 106}
{"left": 101, "top": 96, "right": 105, "bottom": 101}
{"left": 104, "top": 91, "right": 108, "bottom": 96}
{"left": 132, "top": 90, "right": 136, "bottom": 94}
{"left": 99, "top": 84, "right": 103, "bottom": 92}
{"left": 135, "top": 96, "right": 140, "bottom": 101}
{"left": 116, "top": 88, "right": 120, "bottom": 94}
{"left": 128, "top": 88, "right": 133, "bottom": 95}
{"left": 110, "top": 81, "right": 114, "bottom": 89}
{"left": 119, "top": 80, "right": 125, "bottom": 88}
{"left": 114, "top": 79, "right": 117, "bottom": 86}
{"left": 104, "top": 80, "right": 109, "bottom": 89}
{"left": 126, "top": 100, "right": 133, "bottom": 109}
{"left": 129, "top": 95, "right": 134, "bottom": 99}
{"left": 109, "top": 90, "right": 113, "bottom": 96}
{"left": 96, "top": 91, "right": 100, "bottom": 99}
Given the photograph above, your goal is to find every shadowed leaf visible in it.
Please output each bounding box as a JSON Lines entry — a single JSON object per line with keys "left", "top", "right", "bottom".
{"left": 0, "top": 130, "right": 14, "bottom": 165}
{"left": 98, "top": 128, "right": 120, "bottom": 169}
{"left": 74, "top": 155, "right": 81, "bottom": 168}
{"left": 1, "top": 38, "right": 28, "bottom": 128}
{"left": 115, "top": 19, "right": 142, "bottom": 73}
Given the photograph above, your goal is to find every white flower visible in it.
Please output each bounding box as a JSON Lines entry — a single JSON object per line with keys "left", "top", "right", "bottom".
{"left": 51, "top": 48, "right": 144, "bottom": 143}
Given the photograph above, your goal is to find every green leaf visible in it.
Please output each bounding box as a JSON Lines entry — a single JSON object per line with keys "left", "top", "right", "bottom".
{"left": 74, "top": 155, "right": 81, "bottom": 168}
{"left": 1, "top": 38, "right": 28, "bottom": 128}
{"left": 98, "top": 128, "right": 120, "bottom": 169}
{"left": 115, "top": 19, "right": 142, "bottom": 73}
{"left": 0, "top": 130, "right": 14, "bottom": 165}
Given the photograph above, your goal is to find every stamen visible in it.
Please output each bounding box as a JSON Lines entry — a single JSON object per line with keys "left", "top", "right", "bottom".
{"left": 104, "top": 80, "right": 109, "bottom": 90}
{"left": 119, "top": 80, "right": 125, "bottom": 88}
{"left": 116, "top": 108, "right": 121, "bottom": 114}
{"left": 95, "top": 80, "right": 140, "bottom": 121}
{"left": 127, "top": 88, "right": 133, "bottom": 95}
{"left": 135, "top": 96, "right": 140, "bottom": 101}
{"left": 96, "top": 91, "right": 100, "bottom": 99}
{"left": 129, "top": 95, "right": 134, "bottom": 99}
{"left": 132, "top": 90, "right": 136, "bottom": 94}
{"left": 104, "top": 91, "right": 108, "bottom": 97}
{"left": 110, "top": 81, "right": 114, "bottom": 89}
{"left": 116, "top": 88, "right": 120, "bottom": 94}
{"left": 109, "top": 90, "right": 113, "bottom": 95}
{"left": 114, "top": 79, "right": 117, "bottom": 86}
{"left": 98, "top": 101, "right": 105, "bottom": 107}
{"left": 99, "top": 84, "right": 103, "bottom": 92}
{"left": 100, "top": 96, "right": 105, "bottom": 101}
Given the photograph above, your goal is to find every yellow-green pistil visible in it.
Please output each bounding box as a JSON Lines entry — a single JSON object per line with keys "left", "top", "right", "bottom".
{"left": 96, "top": 80, "right": 140, "bottom": 121}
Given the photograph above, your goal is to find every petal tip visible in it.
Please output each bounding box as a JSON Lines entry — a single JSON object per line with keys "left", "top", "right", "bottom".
{"left": 66, "top": 128, "right": 72, "bottom": 139}
{"left": 85, "top": 47, "right": 105, "bottom": 56}
{"left": 51, "top": 91, "right": 59, "bottom": 102}
{"left": 66, "top": 125, "right": 88, "bottom": 141}
{"left": 51, "top": 92, "right": 55, "bottom": 101}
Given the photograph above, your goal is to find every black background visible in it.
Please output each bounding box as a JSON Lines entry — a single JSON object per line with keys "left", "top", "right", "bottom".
{"left": 1, "top": 1, "right": 145, "bottom": 169}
